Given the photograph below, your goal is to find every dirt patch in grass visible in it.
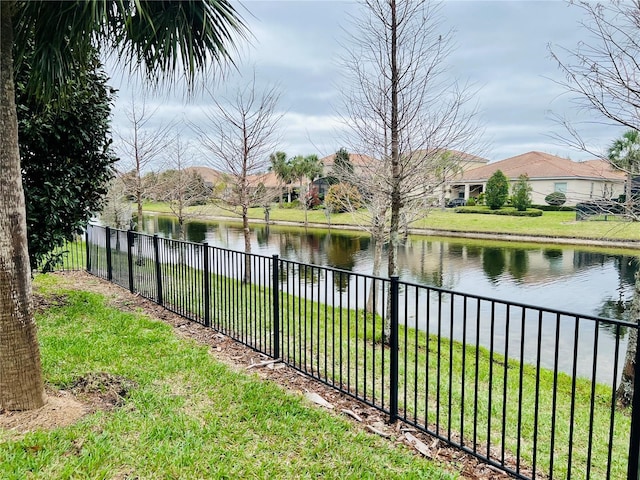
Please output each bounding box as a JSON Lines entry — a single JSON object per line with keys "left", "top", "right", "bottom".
{"left": 0, "top": 391, "right": 87, "bottom": 437}
{"left": 0, "top": 372, "right": 135, "bottom": 439}
{"left": 67, "top": 372, "right": 137, "bottom": 411}
{"left": 24, "top": 271, "right": 522, "bottom": 479}
{"left": 33, "top": 292, "right": 69, "bottom": 312}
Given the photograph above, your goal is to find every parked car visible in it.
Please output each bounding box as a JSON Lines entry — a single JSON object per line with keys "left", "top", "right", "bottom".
{"left": 446, "top": 198, "right": 467, "bottom": 208}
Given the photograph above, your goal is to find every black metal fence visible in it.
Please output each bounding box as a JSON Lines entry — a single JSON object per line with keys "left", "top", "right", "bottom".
{"left": 56, "top": 224, "right": 640, "bottom": 479}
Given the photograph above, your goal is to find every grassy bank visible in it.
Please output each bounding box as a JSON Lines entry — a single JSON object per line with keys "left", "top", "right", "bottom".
{"left": 0, "top": 274, "right": 454, "bottom": 480}
{"left": 79, "top": 240, "right": 632, "bottom": 479}
{"left": 142, "top": 201, "right": 640, "bottom": 243}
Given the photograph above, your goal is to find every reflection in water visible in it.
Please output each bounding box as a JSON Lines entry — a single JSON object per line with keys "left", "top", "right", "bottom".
{"left": 326, "top": 234, "right": 359, "bottom": 270}
{"left": 143, "top": 214, "right": 638, "bottom": 320}
{"left": 598, "top": 299, "right": 630, "bottom": 339}
{"left": 509, "top": 249, "right": 528, "bottom": 281}
{"left": 483, "top": 248, "right": 506, "bottom": 283}
{"left": 187, "top": 221, "right": 207, "bottom": 244}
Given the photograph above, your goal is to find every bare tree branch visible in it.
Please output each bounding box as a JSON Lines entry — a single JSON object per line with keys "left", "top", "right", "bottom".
{"left": 191, "top": 74, "right": 283, "bottom": 282}
{"left": 114, "top": 94, "right": 176, "bottom": 231}
{"left": 337, "top": 0, "right": 485, "bottom": 338}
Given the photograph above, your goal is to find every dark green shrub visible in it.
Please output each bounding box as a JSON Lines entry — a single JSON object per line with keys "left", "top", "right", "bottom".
{"left": 511, "top": 174, "right": 532, "bottom": 211}
{"left": 456, "top": 206, "right": 543, "bottom": 217}
{"left": 466, "top": 197, "right": 476, "bottom": 206}
{"left": 281, "top": 200, "right": 301, "bottom": 209}
{"left": 485, "top": 170, "right": 510, "bottom": 209}
{"left": 545, "top": 191, "right": 567, "bottom": 206}
{"left": 531, "top": 204, "right": 575, "bottom": 212}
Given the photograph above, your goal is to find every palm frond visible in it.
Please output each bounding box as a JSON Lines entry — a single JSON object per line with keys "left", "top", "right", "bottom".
{"left": 13, "top": 0, "right": 247, "bottom": 100}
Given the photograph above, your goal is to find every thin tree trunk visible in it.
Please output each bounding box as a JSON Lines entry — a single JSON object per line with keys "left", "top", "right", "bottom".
{"left": 134, "top": 158, "right": 145, "bottom": 265}
{"left": 366, "top": 235, "right": 384, "bottom": 314}
{"left": 617, "top": 267, "right": 640, "bottom": 406}
{"left": 385, "top": 0, "right": 400, "bottom": 344}
{"left": 626, "top": 172, "right": 633, "bottom": 217}
{"left": 242, "top": 205, "right": 252, "bottom": 284}
{"left": 0, "top": 2, "right": 46, "bottom": 411}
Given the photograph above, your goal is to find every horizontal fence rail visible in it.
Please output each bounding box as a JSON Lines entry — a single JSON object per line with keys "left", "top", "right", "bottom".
{"left": 51, "top": 224, "right": 640, "bottom": 479}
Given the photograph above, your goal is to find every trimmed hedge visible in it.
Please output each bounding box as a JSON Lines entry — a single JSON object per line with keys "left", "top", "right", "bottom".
{"left": 531, "top": 204, "right": 575, "bottom": 212}
{"left": 455, "top": 206, "right": 543, "bottom": 217}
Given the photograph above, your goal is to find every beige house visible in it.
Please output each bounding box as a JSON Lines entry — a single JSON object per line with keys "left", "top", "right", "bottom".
{"left": 319, "top": 153, "right": 377, "bottom": 177}
{"left": 319, "top": 150, "right": 488, "bottom": 202}
{"left": 450, "top": 151, "right": 626, "bottom": 206}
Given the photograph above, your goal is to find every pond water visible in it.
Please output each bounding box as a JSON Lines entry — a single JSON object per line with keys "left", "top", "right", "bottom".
{"left": 143, "top": 214, "right": 637, "bottom": 321}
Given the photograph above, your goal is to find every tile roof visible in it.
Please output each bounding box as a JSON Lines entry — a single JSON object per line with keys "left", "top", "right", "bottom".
{"left": 185, "top": 166, "right": 225, "bottom": 184}
{"left": 320, "top": 153, "right": 377, "bottom": 168}
{"left": 459, "top": 151, "right": 625, "bottom": 182}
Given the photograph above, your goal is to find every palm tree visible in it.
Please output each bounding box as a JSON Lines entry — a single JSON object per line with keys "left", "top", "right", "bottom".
{"left": 608, "top": 129, "right": 640, "bottom": 218}
{"left": 291, "top": 154, "right": 322, "bottom": 226}
{"left": 0, "top": 0, "right": 247, "bottom": 411}
{"left": 609, "top": 130, "right": 640, "bottom": 405}
{"left": 269, "top": 151, "right": 292, "bottom": 205}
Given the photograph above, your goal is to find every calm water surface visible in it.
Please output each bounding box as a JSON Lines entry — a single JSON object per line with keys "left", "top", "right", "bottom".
{"left": 144, "top": 214, "right": 637, "bottom": 318}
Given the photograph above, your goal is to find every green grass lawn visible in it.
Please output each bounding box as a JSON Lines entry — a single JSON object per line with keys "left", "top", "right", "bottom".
{"left": 0, "top": 274, "right": 455, "bottom": 480}
{"left": 74, "top": 240, "right": 632, "bottom": 479}
{"left": 142, "top": 201, "right": 640, "bottom": 243}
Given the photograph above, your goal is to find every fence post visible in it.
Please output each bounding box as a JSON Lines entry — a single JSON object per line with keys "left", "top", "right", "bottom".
{"left": 272, "top": 254, "right": 280, "bottom": 359}
{"left": 85, "top": 229, "right": 91, "bottom": 273}
{"left": 105, "top": 226, "right": 112, "bottom": 282}
{"left": 153, "top": 234, "right": 163, "bottom": 305}
{"left": 628, "top": 327, "right": 640, "bottom": 480}
{"left": 127, "top": 230, "right": 134, "bottom": 293}
{"left": 389, "top": 275, "right": 399, "bottom": 423}
{"left": 203, "top": 243, "right": 211, "bottom": 328}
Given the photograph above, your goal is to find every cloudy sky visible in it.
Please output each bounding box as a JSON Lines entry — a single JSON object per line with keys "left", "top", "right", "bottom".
{"left": 108, "top": 0, "right": 626, "bottom": 166}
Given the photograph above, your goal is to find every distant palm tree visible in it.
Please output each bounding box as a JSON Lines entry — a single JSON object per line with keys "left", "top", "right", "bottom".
{"left": 608, "top": 129, "right": 640, "bottom": 218}
{"left": 291, "top": 154, "right": 323, "bottom": 226}
{"left": 269, "top": 151, "right": 292, "bottom": 205}
{"left": 0, "top": 0, "right": 247, "bottom": 411}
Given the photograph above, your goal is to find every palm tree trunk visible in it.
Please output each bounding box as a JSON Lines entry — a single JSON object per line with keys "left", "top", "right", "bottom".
{"left": 0, "top": 2, "right": 46, "bottom": 410}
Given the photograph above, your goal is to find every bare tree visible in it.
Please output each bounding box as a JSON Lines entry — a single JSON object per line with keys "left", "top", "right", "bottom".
{"left": 115, "top": 95, "right": 174, "bottom": 232}
{"left": 100, "top": 176, "right": 133, "bottom": 230}
{"left": 193, "top": 76, "right": 282, "bottom": 283}
{"left": 159, "top": 135, "right": 210, "bottom": 241}
{"left": 339, "top": 0, "right": 483, "bottom": 340}
{"left": 549, "top": 1, "right": 640, "bottom": 405}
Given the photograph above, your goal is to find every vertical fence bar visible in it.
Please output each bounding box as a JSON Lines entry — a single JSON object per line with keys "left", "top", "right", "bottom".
{"left": 203, "top": 242, "right": 211, "bottom": 328}
{"left": 105, "top": 226, "right": 113, "bottom": 282}
{"left": 85, "top": 229, "right": 91, "bottom": 273}
{"left": 389, "top": 275, "right": 399, "bottom": 423}
{"left": 272, "top": 254, "right": 280, "bottom": 359}
{"left": 153, "top": 234, "right": 163, "bottom": 305}
{"left": 627, "top": 325, "right": 640, "bottom": 480}
{"left": 127, "top": 230, "right": 134, "bottom": 293}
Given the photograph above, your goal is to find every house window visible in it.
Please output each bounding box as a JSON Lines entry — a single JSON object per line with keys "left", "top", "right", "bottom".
{"left": 554, "top": 182, "right": 567, "bottom": 193}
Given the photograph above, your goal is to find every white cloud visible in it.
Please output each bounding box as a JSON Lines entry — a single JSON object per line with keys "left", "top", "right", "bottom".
{"left": 106, "top": 0, "right": 627, "bottom": 167}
